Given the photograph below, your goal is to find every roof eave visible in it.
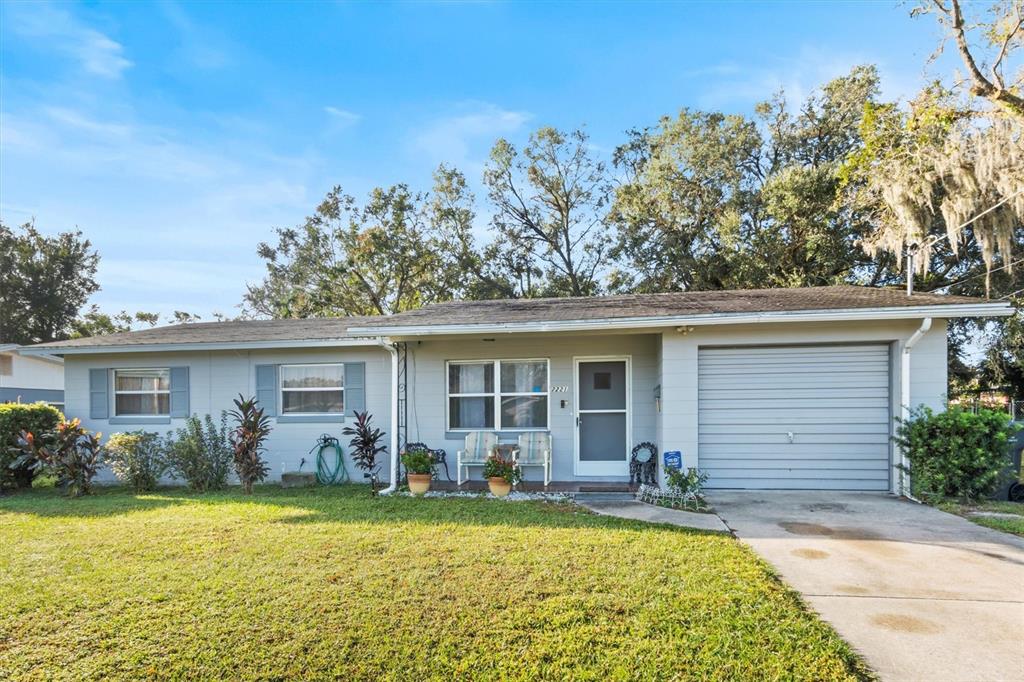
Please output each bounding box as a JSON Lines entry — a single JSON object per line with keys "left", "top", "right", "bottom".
{"left": 347, "top": 302, "right": 1014, "bottom": 336}
{"left": 18, "top": 336, "right": 383, "bottom": 357}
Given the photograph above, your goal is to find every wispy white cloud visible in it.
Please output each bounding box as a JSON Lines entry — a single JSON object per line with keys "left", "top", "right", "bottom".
{"left": 412, "top": 102, "right": 532, "bottom": 173}
{"left": 157, "top": 0, "right": 233, "bottom": 71}
{"left": 324, "top": 106, "right": 362, "bottom": 131}
{"left": 693, "top": 45, "right": 916, "bottom": 110}
{"left": 6, "top": 2, "right": 132, "bottom": 79}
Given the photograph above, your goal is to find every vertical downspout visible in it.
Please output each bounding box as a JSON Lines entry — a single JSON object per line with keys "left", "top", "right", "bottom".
{"left": 378, "top": 337, "right": 400, "bottom": 495}
{"left": 899, "top": 318, "right": 932, "bottom": 498}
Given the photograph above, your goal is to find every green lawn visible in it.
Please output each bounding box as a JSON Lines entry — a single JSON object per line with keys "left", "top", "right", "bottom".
{"left": 0, "top": 486, "right": 869, "bottom": 681}
{"left": 937, "top": 499, "right": 1024, "bottom": 537}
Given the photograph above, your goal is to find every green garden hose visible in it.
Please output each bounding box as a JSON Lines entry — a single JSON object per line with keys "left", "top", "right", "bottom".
{"left": 310, "top": 434, "right": 348, "bottom": 485}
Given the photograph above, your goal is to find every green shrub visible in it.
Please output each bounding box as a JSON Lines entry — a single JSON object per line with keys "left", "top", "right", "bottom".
{"left": 400, "top": 446, "right": 435, "bottom": 476}
{"left": 666, "top": 467, "right": 709, "bottom": 499}
{"left": 164, "top": 414, "right": 232, "bottom": 492}
{"left": 895, "top": 406, "right": 1018, "bottom": 502}
{"left": 227, "top": 395, "right": 272, "bottom": 495}
{"left": 0, "top": 402, "right": 63, "bottom": 489}
{"left": 13, "top": 419, "right": 103, "bottom": 497}
{"left": 105, "top": 431, "right": 166, "bottom": 492}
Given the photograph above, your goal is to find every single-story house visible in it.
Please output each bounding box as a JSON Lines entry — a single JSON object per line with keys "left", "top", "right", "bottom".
{"left": 21, "top": 286, "right": 1014, "bottom": 494}
{"left": 0, "top": 344, "right": 65, "bottom": 411}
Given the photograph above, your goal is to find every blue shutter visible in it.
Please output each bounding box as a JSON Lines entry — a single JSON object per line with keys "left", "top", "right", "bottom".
{"left": 255, "top": 364, "right": 278, "bottom": 417}
{"left": 169, "top": 367, "right": 190, "bottom": 418}
{"left": 344, "top": 362, "right": 365, "bottom": 418}
{"left": 89, "top": 369, "right": 109, "bottom": 420}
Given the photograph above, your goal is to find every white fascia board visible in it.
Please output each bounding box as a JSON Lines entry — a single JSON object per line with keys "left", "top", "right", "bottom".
{"left": 347, "top": 302, "right": 1014, "bottom": 336}
{"left": 18, "top": 337, "right": 384, "bottom": 357}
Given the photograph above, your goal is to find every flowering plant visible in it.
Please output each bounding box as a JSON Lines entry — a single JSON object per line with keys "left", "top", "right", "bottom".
{"left": 481, "top": 452, "right": 521, "bottom": 485}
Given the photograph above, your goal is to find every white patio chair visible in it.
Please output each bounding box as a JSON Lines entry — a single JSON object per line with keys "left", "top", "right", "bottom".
{"left": 456, "top": 431, "right": 499, "bottom": 486}
{"left": 515, "top": 432, "right": 552, "bottom": 487}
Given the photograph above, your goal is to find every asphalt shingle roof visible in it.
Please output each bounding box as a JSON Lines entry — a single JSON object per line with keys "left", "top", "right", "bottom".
{"left": 29, "top": 317, "right": 370, "bottom": 350}
{"left": 352, "top": 285, "right": 988, "bottom": 329}
{"left": 26, "top": 285, "right": 996, "bottom": 351}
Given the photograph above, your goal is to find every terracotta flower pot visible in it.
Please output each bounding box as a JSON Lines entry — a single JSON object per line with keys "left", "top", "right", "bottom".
{"left": 487, "top": 476, "right": 512, "bottom": 498}
{"left": 407, "top": 473, "right": 432, "bottom": 496}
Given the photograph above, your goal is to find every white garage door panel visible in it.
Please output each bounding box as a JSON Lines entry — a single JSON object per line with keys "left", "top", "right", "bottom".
{"left": 707, "top": 477, "right": 888, "bottom": 491}
{"left": 698, "top": 344, "right": 891, "bottom": 491}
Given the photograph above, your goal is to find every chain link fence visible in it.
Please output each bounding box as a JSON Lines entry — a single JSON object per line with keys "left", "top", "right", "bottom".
{"left": 1011, "top": 399, "right": 1024, "bottom": 424}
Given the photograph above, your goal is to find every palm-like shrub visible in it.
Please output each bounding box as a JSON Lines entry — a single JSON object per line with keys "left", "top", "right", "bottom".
{"left": 0, "top": 402, "right": 63, "bottom": 490}
{"left": 105, "top": 431, "right": 166, "bottom": 492}
{"left": 165, "top": 414, "right": 232, "bottom": 492}
{"left": 13, "top": 419, "right": 103, "bottom": 497}
{"left": 228, "top": 395, "right": 272, "bottom": 494}
{"left": 342, "top": 411, "right": 386, "bottom": 492}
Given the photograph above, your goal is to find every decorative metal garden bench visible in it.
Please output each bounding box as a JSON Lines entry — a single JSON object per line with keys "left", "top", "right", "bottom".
{"left": 401, "top": 441, "right": 452, "bottom": 482}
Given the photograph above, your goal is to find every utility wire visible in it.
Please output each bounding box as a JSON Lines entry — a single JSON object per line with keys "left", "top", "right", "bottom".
{"left": 915, "top": 188, "right": 1024, "bottom": 251}
{"left": 925, "top": 257, "right": 1024, "bottom": 292}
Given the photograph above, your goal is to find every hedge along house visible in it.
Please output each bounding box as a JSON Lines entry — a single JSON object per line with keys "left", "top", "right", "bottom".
{"left": 23, "top": 286, "right": 1013, "bottom": 494}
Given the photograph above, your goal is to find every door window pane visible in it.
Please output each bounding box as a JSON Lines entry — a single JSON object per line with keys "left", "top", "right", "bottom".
{"left": 449, "top": 396, "right": 494, "bottom": 429}
{"left": 448, "top": 363, "right": 493, "bottom": 394}
{"left": 500, "top": 396, "right": 547, "bottom": 429}
{"left": 500, "top": 361, "right": 548, "bottom": 393}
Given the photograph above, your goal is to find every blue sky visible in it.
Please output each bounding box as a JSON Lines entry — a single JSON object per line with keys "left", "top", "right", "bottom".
{"left": 0, "top": 1, "right": 953, "bottom": 320}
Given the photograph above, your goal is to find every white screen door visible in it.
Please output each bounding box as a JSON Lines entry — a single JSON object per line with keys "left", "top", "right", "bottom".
{"left": 574, "top": 358, "right": 630, "bottom": 477}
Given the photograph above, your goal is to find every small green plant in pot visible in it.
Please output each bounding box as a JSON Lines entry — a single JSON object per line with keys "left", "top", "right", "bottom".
{"left": 401, "top": 446, "right": 435, "bottom": 495}
{"left": 482, "top": 452, "right": 521, "bottom": 498}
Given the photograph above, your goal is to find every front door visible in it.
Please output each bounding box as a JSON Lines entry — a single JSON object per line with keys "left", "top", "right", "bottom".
{"left": 574, "top": 358, "right": 630, "bottom": 477}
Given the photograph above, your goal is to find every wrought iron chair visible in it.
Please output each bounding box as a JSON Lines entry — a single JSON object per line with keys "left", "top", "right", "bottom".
{"left": 456, "top": 432, "right": 499, "bottom": 485}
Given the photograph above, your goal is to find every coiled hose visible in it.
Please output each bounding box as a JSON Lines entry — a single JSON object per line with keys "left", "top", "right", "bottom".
{"left": 310, "top": 434, "right": 348, "bottom": 485}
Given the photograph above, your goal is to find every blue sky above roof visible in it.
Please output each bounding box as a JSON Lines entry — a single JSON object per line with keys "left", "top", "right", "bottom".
{"left": 0, "top": 1, "right": 951, "bottom": 319}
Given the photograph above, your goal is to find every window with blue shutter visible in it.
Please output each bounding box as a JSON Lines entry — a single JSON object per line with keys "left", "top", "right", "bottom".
{"left": 255, "top": 364, "right": 278, "bottom": 417}
{"left": 89, "top": 368, "right": 109, "bottom": 420}
{"left": 344, "top": 362, "right": 365, "bottom": 417}
{"left": 169, "top": 367, "right": 190, "bottom": 418}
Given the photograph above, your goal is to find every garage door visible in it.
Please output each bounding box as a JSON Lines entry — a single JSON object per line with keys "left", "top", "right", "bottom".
{"left": 698, "top": 344, "right": 891, "bottom": 491}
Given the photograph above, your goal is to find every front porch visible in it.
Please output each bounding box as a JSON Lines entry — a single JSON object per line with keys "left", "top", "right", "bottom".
{"left": 398, "top": 331, "right": 662, "bottom": 485}
{"left": 431, "top": 479, "right": 640, "bottom": 494}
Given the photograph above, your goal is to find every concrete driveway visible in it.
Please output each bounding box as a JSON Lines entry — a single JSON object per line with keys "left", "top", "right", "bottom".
{"left": 711, "top": 492, "right": 1024, "bottom": 682}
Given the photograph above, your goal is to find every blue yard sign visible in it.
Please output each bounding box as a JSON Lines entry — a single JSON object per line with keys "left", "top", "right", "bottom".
{"left": 663, "top": 451, "right": 682, "bottom": 470}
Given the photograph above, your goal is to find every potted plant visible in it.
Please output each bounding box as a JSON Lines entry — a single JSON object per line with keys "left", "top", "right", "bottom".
{"left": 401, "top": 445, "right": 435, "bottom": 495}
{"left": 482, "top": 452, "right": 521, "bottom": 498}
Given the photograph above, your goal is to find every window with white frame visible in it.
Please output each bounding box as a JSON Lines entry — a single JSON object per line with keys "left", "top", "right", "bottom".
{"left": 114, "top": 368, "right": 170, "bottom": 416}
{"left": 447, "top": 359, "right": 548, "bottom": 431}
{"left": 280, "top": 364, "right": 344, "bottom": 415}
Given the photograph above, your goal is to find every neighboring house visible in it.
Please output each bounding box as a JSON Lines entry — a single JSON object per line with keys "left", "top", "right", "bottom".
{"left": 0, "top": 344, "right": 65, "bottom": 411}
{"left": 22, "top": 286, "right": 1014, "bottom": 493}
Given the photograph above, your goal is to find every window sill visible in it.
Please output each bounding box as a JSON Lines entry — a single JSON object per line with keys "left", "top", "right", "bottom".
{"left": 276, "top": 415, "right": 345, "bottom": 424}
{"left": 109, "top": 416, "right": 172, "bottom": 425}
{"left": 445, "top": 429, "right": 549, "bottom": 440}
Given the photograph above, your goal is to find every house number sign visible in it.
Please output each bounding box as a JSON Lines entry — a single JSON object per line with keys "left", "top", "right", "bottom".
{"left": 551, "top": 385, "right": 569, "bottom": 393}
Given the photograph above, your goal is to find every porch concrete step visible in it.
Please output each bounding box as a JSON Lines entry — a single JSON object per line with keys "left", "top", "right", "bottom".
{"left": 572, "top": 492, "right": 637, "bottom": 502}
